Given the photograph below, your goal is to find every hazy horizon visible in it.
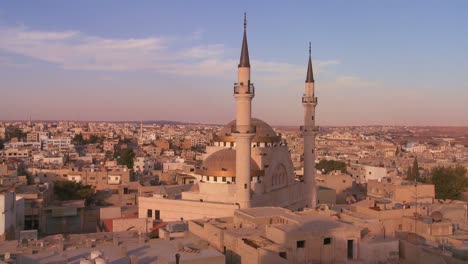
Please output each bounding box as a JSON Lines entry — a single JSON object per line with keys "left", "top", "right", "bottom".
{"left": 1, "top": 1, "right": 467, "bottom": 126}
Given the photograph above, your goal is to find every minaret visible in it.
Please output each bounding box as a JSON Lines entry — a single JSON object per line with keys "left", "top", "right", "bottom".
{"left": 302, "top": 43, "right": 318, "bottom": 208}
{"left": 233, "top": 13, "right": 255, "bottom": 208}
{"left": 138, "top": 120, "right": 143, "bottom": 145}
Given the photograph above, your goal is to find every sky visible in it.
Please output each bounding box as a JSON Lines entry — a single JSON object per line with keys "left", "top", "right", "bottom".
{"left": 0, "top": 1, "right": 467, "bottom": 126}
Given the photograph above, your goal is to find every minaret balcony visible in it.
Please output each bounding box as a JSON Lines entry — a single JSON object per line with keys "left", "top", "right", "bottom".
{"left": 300, "top": 125, "right": 319, "bottom": 133}
{"left": 302, "top": 96, "right": 317, "bottom": 104}
{"left": 234, "top": 83, "right": 255, "bottom": 95}
{"left": 231, "top": 125, "right": 256, "bottom": 134}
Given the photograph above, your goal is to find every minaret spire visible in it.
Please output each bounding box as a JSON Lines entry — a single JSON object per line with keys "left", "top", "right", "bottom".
{"left": 239, "top": 12, "right": 250, "bottom": 68}
{"left": 302, "top": 42, "right": 317, "bottom": 208}
{"left": 306, "top": 42, "right": 314, "bottom": 83}
{"left": 233, "top": 13, "right": 254, "bottom": 209}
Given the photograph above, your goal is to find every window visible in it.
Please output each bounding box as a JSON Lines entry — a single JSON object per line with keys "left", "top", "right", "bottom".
{"left": 296, "top": 240, "right": 305, "bottom": 248}
{"left": 214, "top": 177, "right": 218, "bottom": 182}
{"left": 323, "top": 237, "right": 332, "bottom": 245}
{"left": 244, "top": 183, "right": 247, "bottom": 189}
{"left": 155, "top": 210, "right": 160, "bottom": 220}
{"left": 279, "top": 252, "right": 287, "bottom": 259}
{"left": 147, "top": 209, "right": 152, "bottom": 218}
{"left": 222, "top": 177, "right": 226, "bottom": 182}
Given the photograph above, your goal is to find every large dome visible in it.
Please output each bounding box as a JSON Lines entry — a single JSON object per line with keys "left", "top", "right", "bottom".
{"left": 198, "top": 148, "right": 261, "bottom": 177}
{"left": 216, "top": 118, "right": 281, "bottom": 143}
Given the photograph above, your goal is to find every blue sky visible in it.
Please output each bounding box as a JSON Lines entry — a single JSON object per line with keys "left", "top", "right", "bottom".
{"left": 0, "top": 1, "right": 467, "bottom": 125}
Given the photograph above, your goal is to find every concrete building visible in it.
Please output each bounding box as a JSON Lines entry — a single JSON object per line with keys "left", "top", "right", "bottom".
{"left": 189, "top": 207, "right": 361, "bottom": 264}
{"left": 367, "top": 177, "right": 435, "bottom": 204}
{"left": 315, "top": 172, "right": 355, "bottom": 204}
{"left": 134, "top": 156, "right": 155, "bottom": 173}
{"left": 349, "top": 164, "right": 387, "bottom": 184}
{"left": 0, "top": 192, "right": 24, "bottom": 241}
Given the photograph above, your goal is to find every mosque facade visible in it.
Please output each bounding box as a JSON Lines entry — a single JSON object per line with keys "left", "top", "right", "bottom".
{"left": 139, "top": 14, "right": 317, "bottom": 221}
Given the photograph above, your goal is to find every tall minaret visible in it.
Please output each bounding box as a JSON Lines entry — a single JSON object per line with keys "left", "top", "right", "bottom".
{"left": 234, "top": 13, "right": 255, "bottom": 208}
{"left": 302, "top": 43, "right": 318, "bottom": 208}
{"left": 138, "top": 120, "right": 143, "bottom": 145}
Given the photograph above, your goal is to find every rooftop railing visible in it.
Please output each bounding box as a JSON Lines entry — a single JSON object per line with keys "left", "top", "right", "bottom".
{"left": 302, "top": 96, "right": 318, "bottom": 104}
{"left": 234, "top": 82, "right": 255, "bottom": 95}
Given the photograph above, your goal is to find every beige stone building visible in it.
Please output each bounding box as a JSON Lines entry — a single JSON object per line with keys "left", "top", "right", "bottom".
{"left": 189, "top": 207, "right": 361, "bottom": 264}
{"left": 367, "top": 177, "right": 435, "bottom": 204}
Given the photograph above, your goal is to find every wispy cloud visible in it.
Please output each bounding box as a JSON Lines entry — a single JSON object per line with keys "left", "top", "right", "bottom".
{"left": 0, "top": 25, "right": 342, "bottom": 79}
{"left": 322, "top": 75, "right": 381, "bottom": 89}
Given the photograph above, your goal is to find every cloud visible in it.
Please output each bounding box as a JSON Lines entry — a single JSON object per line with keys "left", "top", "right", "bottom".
{"left": 322, "top": 75, "right": 381, "bottom": 89}
{"left": 0, "top": 55, "right": 29, "bottom": 69}
{"left": 0, "top": 25, "right": 342, "bottom": 79}
{"left": 180, "top": 44, "right": 225, "bottom": 59}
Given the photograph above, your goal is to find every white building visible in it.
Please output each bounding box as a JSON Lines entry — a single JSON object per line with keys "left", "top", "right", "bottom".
{"left": 134, "top": 156, "right": 155, "bottom": 173}
{"left": 0, "top": 192, "right": 24, "bottom": 241}
{"left": 349, "top": 164, "right": 387, "bottom": 184}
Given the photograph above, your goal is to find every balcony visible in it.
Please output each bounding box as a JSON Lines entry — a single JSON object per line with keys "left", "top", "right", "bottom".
{"left": 231, "top": 125, "right": 256, "bottom": 134}
{"left": 300, "top": 126, "right": 319, "bottom": 133}
{"left": 302, "top": 96, "right": 318, "bottom": 104}
{"left": 234, "top": 82, "right": 255, "bottom": 95}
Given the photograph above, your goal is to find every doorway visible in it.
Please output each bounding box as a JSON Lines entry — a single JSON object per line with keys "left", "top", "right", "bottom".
{"left": 347, "top": 239, "right": 354, "bottom": 259}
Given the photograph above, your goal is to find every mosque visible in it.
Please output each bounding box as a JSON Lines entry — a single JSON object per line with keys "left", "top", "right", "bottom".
{"left": 139, "top": 14, "right": 318, "bottom": 221}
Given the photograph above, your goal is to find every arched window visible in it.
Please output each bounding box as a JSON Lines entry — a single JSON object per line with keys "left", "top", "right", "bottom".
{"left": 272, "top": 164, "right": 287, "bottom": 188}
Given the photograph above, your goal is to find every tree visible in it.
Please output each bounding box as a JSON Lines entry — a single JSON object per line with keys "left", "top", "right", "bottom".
{"left": 406, "top": 166, "right": 413, "bottom": 180}
{"left": 54, "top": 180, "right": 96, "bottom": 206}
{"left": 430, "top": 166, "right": 468, "bottom": 200}
{"left": 6, "top": 126, "right": 26, "bottom": 141}
{"left": 395, "top": 147, "right": 400, "bottom": 157}
{"left": 88, "top": 135, "right": 104, "bottom": 144}
{"left": 72, "top": 133, "right": 85, "bottom": 145}
{"left": 412, "top": 157, "right": 420, "bottom": 181}
{"left": 316, "top": 159, "right": 347, "bottom": 174}
{"left": 117, "top": 148, "right": 135, "bottom": 169}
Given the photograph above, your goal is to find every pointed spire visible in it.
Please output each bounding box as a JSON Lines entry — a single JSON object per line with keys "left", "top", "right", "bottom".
{"left": 239, "top": 12, "right": 250, "bottom": 68}
{"left": 306, "top": 42, "right": 314, "bottom": 83}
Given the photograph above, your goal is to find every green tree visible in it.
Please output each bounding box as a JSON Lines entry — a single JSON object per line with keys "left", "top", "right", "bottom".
{"left": 88, "top": 135, "right": 104, "bottom": 144}
{"left": 406, "top": 165, "right": 413, "bottom": 180}
{"left": 117, "top": 148, "right": 135, "bottom": 169}
{"left": 72, "top": 133, "right": 85, "bottom": 145}
{"left": 412, "top": 157, "right": 420, "bottom": 181}
{"left": 316, "top": 159, "right": 347, "bottom": 174}
{"left": 6, "top": 126, "right": 26, "bottom": 141}
{"left": 54, "top": 180, "right": 96, "bottom": 206}
{"left": 430, "top": 166, "right": 468, "bottom": 200}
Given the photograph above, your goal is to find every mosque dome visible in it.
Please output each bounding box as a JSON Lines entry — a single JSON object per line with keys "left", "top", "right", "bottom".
{"left": 216, "top": 118, "right": 281, "bottom": 143}
{"left": 198, "top": 148, "right": 260, "bottom": 177}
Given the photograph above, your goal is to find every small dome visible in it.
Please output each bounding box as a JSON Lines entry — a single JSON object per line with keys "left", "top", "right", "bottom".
{"left": 198, "top": 149, "right": 260, "bottom": 177}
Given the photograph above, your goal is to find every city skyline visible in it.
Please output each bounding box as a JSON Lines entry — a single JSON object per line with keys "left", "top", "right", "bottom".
{"left": 1, "top": 1, "right": 467, "bottom": 126}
